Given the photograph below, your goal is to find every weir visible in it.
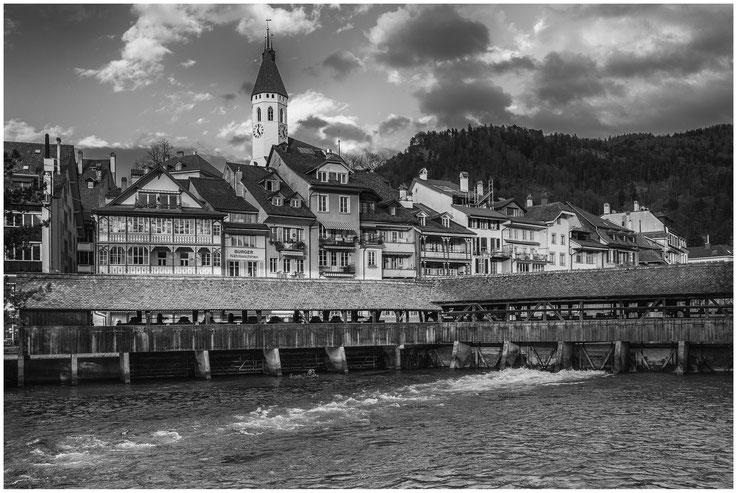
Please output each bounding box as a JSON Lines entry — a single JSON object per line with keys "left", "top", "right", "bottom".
{"left": 6, "top": 263, "right": 732, "bottom": 385}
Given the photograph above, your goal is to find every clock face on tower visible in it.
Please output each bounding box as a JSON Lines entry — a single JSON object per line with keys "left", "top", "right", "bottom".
{"left": 252, "top": 123, "right": 264, "bottom": 138}
{"left": 278, "top": 123, "right": 288, "bottom": 141}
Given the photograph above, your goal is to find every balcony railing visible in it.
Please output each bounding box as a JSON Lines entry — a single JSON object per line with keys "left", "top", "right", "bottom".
{"left": 319, "top": 264, "right": 356, "bottom": 274}
{"left": 99, "top": 265, "right": 218, "bottom": 275}
{"left": 271, "top": 240, "right": 306, "bottom": 252}
{"left": 360, "top": 235, "right": 384, "bottom": 246}
{"left": 319, "top": 236, "right": 357, "bottom": 248}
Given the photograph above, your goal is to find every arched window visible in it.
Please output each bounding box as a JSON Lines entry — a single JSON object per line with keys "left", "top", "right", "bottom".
{"left": 279, "top": 109, "right": 284, "bottom": 123}
{"left": 257, "top": 108, "right": 261, "bottom": 122}
{"left": 267, "top": 107, "right": 274, "bottom": 121}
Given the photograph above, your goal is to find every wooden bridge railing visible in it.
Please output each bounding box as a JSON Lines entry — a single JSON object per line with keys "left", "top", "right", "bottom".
{"left": 20, "top": 318, "right": 732, "bottom": 356}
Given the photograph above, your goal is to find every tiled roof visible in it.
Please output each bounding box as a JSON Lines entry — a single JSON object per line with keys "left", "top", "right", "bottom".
{"left": 272, "top": 139, "right": 363, "bottom": 190}
{"left": 189, "top": 177, "right": 258, "bottom": 213}
{"left": 638, "top": 249, "right": 667, "bottom": 264}
{"left": 78, "top": 159, "right": 117, "bottom": 222}
{"left": 5, "top": 141, "right": 76, "bottom": 174}
{"left": 251, "top": 48, "right": 288, "bottom": 97}
{"left": 524, "top": 202, "right": 570, "bottom": 222}
{"left": 564, "top": 202, "right": 637, "bottom": 249}
{"left": 162, "top": 153, "right": 222, "bottom": 178}
{"left": 431, "top": 262, "right": 733, "bottom": 303}
{"left": 351, "top": 171, "right": 400, "bottom": 202}
{"left": 226, "top": 162, "right": 316, "bottom": 220}
{"left": 505, "top": 216, "right": 547, "bottom": 228}
{"left": 16, "top": 274, "right": 438, "bottom": 311}
{"left": 451, "top": 205, "right": 508, "bottom": 221}
{"left": 688, "top": 244, "right": 734, "bottom": 259}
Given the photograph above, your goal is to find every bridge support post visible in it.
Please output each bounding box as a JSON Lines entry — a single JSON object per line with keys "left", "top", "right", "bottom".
{"left": 613, "top": 341, "right": 630, "bottom": 374}
{"left": 450, "top": 341, "right": 472, "bottom": 370}
{"left": 263, "top": 348, "right": 282, "bottom": 377}
{"left": 395, "top": 345, "right": 403, "bottom": 370}
{"left": 500, "top": 341, "right": 520, "bottom": 370}
{"left": 194, "top": 350, "right": 211, "bottom": 380}
{"left": 119, "top": 352, "right": 131, "bottom": 384}
{"left": 70, "top": 354, "right": 79, "bottom": 385}
{"left": 677, "top": 341, "right": 689, "bottom": 375}
{"left": 325, "top": 346, "right": 348, "bottom": 374}
{"left": 17, "top": 355, "right": 25, "bottom": 387}
{"left": 553, "top": 341, "right": 574, "bottom": 372}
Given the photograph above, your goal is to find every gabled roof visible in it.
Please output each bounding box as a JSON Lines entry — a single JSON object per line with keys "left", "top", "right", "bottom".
{"left": 270, "top": 139, "right": 365, "bottom": 190}
{"left": 351, "top": 171, "right": 400, "bottom": 202}
{"left": 99, "top": 165, "right": 209, "bottom": 214}
{"left": 564, "top": 202, "right": 637, "bottom": 249}
{"left": 225, "top": 162, "right": 315, "bottom": 220}
{"left": 413, "top": 203, "right": 474, "bottom": 236}
{"left": 189, "top": 177, "right": 258, "bottom": 213}
{"left": 161, "top": 153, "right": 222, "bottom": 178}
{"left": 688, "top": 244, "right": 733, "bottom": 259}
{"left": 638, "top": 249, "right": 667, "bottom": 265}
{"left": 451, "top": 205, "right": 509, "bottom": 221}
{"left": 5, "top": 140, "right": 76, "bottom": 174}
{"left": 524, "top": 202, "right": 575, "bottom": 223}
{"left": 251, "top": 46, "right": 288, "bottom": 98}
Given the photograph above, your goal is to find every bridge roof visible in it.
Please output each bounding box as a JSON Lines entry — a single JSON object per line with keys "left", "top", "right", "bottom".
{"left": 13, "top": 274, "right": 439, "bottom": 312}
{"left": 431, "top": 262, "right": 733, "bottom": 304}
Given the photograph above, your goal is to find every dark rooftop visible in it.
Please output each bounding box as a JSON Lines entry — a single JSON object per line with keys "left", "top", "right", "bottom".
{"left": 189, "top": 177, "right": 258, "bottom": 213}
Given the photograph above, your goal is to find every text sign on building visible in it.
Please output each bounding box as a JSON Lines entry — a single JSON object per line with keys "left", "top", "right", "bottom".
{"left": 227, "top": 248, "right": 261, "bottom": 260}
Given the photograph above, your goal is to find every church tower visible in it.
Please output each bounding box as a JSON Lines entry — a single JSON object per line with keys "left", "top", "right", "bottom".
{"left": 251, "top": 22, "right": 288, "bottom": 167}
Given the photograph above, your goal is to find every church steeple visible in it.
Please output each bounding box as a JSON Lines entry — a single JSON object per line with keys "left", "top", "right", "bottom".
{"left": 250, "top": 21, "right": 288, "bottom": 167}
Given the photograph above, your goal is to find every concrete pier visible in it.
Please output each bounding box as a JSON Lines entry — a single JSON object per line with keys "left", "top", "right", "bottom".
{"left": 677, "top": 341, "right": 689, "bottom": 375}
{"left": 194, "top": 350, "right": 211, "bottom": 380}
{"left": 450, "top": 341, "right": 472, "bottom": 370}
{"left": 70, "top": 354, "right": 79, "bottom": 385}
{"left": 325, "top": 346, "right": 348, "bottom": 374}
{"left": 263, "top": 348, "right": 282, "bottom": 376}
{"left": 119, "top": 352, "right": 130, "bottom": 384}
{"left": 500, "top": 341, "right": 520, "bottom": 370}
{"left": 553, "top": 341, "right": 574, "bottom": 372}
{"left": 613, "top": 341, "right": 630, "bottom": 374}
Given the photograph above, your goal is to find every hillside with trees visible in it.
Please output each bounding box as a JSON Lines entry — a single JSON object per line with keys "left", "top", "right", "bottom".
{"left": 377, "top": 124, "right": 733, "bottom": 246}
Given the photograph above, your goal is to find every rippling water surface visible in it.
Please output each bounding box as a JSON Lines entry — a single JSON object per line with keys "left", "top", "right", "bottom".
{"left": 4, "top": 369, "right": 733, "bottom": 488}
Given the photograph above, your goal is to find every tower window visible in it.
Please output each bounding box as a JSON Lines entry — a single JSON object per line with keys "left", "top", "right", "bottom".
{"left": 268, "top": 107, "right": 274, "bottom": 121}
{"left": 279, "top": 109, "right": 284, "bottom": 123}
{"left": 257, "top": 108, "right": 261, "bottom": 122}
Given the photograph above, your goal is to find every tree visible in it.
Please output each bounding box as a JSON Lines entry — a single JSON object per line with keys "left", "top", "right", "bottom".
{"left": 4, "top": 276, "right": 52, "bottom": 344}
{"left": 4, "top": 157, "right": 48, "bottom": 261}
{"left": 134, "top": 138, "right": 173, "bottom": 169}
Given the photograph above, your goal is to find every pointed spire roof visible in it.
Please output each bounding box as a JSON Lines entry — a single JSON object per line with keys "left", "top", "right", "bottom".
{"left": 251, "top": 22, "right": 288, "bottom": 98}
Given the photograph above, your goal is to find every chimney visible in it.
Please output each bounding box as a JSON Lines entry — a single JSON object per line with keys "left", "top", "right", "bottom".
{"left": 633, "top": 200, "right": 640, "bottom": 212}
{"left": 541, "top": 194, "right": 548, "bottom": 206}
{"left": 96, "top": 169, "right": 102, "bottom": 181}
{"left": 77, "top": 150, "right": 84, "bottom": 175}
{"left": 399, "top": 184, "right": 407, "bottom": 200}
{"left": 526, "top": 194, "right": 533, "bottom": 208}
{"left": 705, "top": 234, "right": 710, "bottom": 248}
{"left": 176, "top": 150, "right": 185, "bottom": 158}
{"left": 459, "top": 172, "right": 469, "bottom": 193}
{"left": 109, "top": 152, "right": 117, "bottom": 185}
{"left": 193, "top": 150, "right": 198, "bottom": 155}
{"left": 476, "top": 180, "right": 484, "bottom": 198}
{"left": 419, "top": 168, "right": 428, "bottom": 180}
{"left": 56, "top": 137, "right": 62, "bottom": 172}
{"left": 121, "top": 176, "right": 128, "bottom": 191}
{"left": 44, "top": 134, "right": 50, "bottom": 159}
{"left": 603, "top": 202, "right": 611, "bottom": 215}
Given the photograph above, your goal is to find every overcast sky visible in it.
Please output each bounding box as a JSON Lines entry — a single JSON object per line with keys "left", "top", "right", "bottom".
{"left": 4, "top": 3, "right": 733, "bottom": 168}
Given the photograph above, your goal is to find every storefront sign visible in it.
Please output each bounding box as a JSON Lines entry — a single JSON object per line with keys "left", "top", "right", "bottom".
{"left": 227, "top": 248, "right": 261, "bottom": 260}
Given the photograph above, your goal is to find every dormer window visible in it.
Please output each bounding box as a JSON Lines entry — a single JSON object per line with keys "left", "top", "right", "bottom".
{"left": 264, "top": 180, "right": 277, "bottom": 191}
{"left": 419, "top": 216, "right": 426, "bottom": 226}
{"left": 318, "top": 171, "right": 328, "bottom": 182}
{"left": 87, "top": 180, "right": 94, "bottom": 189}
{"left": 272, "top": 196, "right": 283, "bottom": 206}
{"left": 360, "top": 202, "right": 375, "bottom": 214}
{"left": 390, "top": 206, "right": 397, "bottom": 216}
{"left": 175, "top": 162, "right": 182, "bottom": 171}
{"left": 337, "top": 173, "right": 347, "bottom": 184}
{"left": 290, "top": 198, "right": 301, "bottom": 208}
{"left": 442, "top": 216, "right": 450, "bottom": 228}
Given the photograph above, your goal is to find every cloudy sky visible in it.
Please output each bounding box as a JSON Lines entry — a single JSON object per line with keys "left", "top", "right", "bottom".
{"left": 4, "top": 3, "right": 733, "bottom": 173}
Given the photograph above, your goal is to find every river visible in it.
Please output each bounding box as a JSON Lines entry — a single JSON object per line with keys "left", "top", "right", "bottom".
{"left": 3, "top": 369, "right": 733, "bottom": 488}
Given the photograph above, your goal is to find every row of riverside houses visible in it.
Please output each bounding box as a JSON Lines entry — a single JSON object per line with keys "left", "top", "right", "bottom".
{"left": 4, "top": 26, "right": 710, "bottom": 279}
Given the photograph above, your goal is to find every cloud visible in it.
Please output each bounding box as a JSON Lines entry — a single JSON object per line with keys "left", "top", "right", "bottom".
{"left": 4, "top": 119, "right": 74, "bottom": 142}
{"left": 534, "top": 52, "right": 605, "bottom": 106}
{"left": 322, "top": 50, "right": 363, "bottom": 79}
{"left": 76, "top": 135, "right": 110, "bottom": 147}
{"left": 239, "top": 80, "right": 254, "bottom": 95}
{"left": 378, "top": 115, "right": 411, "bottom": 136}
{"left": 369, "top": 5, "right": 489, "bottom": 68}
{"left": 289, "top": 90, "right": 349, "bottom": 128}
{"left": 196, "top": 118, "right": 209, "bottom": 125}
{"left": 180, "top": 59, "right": 196, "bottom": 68}
{"left": 322, "top": 121, "right": 371, "bottom": 143}
{"left": 74, "top": 5, "right": 322, "bottom": 92}
{"left": 298, "top": 116, "right": 329, "bottom": 130}
{"left": 416, "top": 80, "right": 513, "bottom": 129}
{"left": 336, "top": 23, "right": 354, "bottom": 34}
{"left": 217, "top": 120, "right": 252, "bottom": 147}
{"left": 221, "top": 94, "right": 237, "bottom": 102}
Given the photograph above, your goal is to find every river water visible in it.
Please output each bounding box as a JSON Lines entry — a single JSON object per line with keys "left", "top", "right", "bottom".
{"left": 3, "top": 369, "right": 733, "bottom": 489}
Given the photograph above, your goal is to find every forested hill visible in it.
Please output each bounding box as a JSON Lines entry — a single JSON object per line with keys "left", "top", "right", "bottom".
{"left": 376, "top": 124, "right": 733, "bottom": 246}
